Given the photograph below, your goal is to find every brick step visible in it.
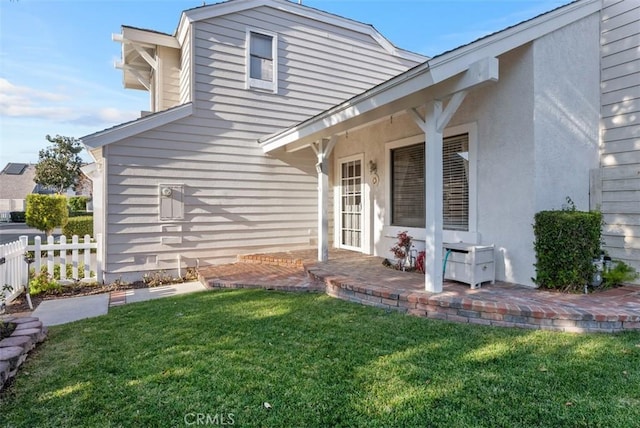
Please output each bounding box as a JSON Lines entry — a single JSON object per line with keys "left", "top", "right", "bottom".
{"left": 198, "top": 259, "right": 323, "bottom": 292}
{"left": 237, "top": 253, "right": 305, "bottom": 268}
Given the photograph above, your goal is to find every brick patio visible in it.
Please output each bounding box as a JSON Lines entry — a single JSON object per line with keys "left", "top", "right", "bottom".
{"left": 198, "top": 249, "right": 640, "bottom": 333}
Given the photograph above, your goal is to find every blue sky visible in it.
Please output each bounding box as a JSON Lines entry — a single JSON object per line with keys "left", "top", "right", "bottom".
{"left": 0, "top": 0, "right": 570, "bottom": 167}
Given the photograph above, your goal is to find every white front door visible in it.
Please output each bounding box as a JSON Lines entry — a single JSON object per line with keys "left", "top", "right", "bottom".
{"left": 339, "top": 157, "right": 363, "bottom": 251}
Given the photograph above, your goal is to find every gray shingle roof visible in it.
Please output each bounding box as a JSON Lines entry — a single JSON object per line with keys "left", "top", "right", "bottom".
{"left": 0, "top": 163, "right": 37, "bottom": 199}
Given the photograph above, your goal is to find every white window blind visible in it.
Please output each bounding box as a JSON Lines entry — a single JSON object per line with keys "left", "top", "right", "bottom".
{"left": 249, "top": 33, "right": 273, "bottom": 81}
{"left": 442, "top": 134, "right": 469, "bottom": 231}
{"left": 391, "top": 133, "right": 469, "bottom": 230}
{"left": 392, "top": 144, "right": 424, "bottom": 227}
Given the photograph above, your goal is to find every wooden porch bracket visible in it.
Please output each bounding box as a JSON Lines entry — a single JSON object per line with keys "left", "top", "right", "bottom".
{"left": 116, "top": 64, "right": 151, "bottom": 91}
{"left": 131, "top": 43, "right": 157, "bottom": 71}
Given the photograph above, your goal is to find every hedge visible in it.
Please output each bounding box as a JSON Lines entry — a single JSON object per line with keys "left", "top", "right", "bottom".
{"left": 533, "top": 209, "right": 602, "bottom": 292}
{"left": 69, "top": 211, "right": 93, "bottom": 218}
{"left": 26, "top": 194, "right": 68, "bottom": 235}
{"left": 68, "top": 196, "right": 89, "bottom": 212}
{"left": 63, "top": 216, "right": 93, "bottom": 239}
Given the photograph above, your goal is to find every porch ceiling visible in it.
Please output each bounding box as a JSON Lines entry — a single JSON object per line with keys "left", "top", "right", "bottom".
{"left": 261, "top": 57, "right": 499, "bottom": 154}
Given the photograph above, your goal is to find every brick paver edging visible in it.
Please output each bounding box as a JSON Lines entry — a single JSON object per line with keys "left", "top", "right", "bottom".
{"left": 309, "top": 269, "right": 640, "bottom": 333}
{"left": 199, "top": 252, "right": 640, "bottom": 334}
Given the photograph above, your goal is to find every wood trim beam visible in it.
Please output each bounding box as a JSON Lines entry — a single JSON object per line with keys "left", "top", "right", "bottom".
{"left": 408, "top": 108, "right": 426, "bottom": 133}
{"left": 437, "top": 90, "right": 468, "bottom": 133}
{"left": 131, "top": 43, "right": 157, "bottom": 70}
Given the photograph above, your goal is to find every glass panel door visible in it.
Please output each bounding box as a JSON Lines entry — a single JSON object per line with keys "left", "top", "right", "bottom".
{"left": 340, "top": 159, "right": 362, "bottom": 250}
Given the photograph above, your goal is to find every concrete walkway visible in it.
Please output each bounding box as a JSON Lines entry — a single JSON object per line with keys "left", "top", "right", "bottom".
{"left": 31, "top": 281, "right": 207, "bottom": 326}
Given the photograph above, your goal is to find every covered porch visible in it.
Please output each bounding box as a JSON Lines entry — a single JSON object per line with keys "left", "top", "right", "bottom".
{"left": 198, "top": 249, "right": 640, "bottom": 333}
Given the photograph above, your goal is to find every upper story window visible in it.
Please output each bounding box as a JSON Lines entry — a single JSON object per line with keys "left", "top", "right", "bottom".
{"left": 246, "top": 30, "right": 278, "bottom": 93}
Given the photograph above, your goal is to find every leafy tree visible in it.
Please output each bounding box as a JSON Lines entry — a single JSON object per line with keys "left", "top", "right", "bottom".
{"left": 26, "top": 194, "right": 68, "bottom": 236}
{"left": 34, "top": 135, "right": 84, "bottom": 194}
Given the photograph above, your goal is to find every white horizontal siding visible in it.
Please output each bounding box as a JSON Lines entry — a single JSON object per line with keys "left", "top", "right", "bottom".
{"left": 600, "top": 0, "right": 640, "bottom": 277}
{"left": 104, "top": 114, "right": 319, "bottom": 277}
{"left": 103, "top": 4, "right": 421, "bottom": 280}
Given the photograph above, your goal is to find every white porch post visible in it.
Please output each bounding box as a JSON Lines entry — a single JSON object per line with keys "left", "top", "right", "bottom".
{"left": 424, "top": 100, "right": 444, "bottom": 293}
{"left": 312, "top": 137, "right": 337, "bottom": 262}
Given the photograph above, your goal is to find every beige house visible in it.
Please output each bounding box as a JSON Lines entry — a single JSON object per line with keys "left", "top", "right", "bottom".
{"left": 0, "top": 163, "right": 38, "bottom": 214}
{"left": 82, "top": 0, "right": 639, "bottom": 289}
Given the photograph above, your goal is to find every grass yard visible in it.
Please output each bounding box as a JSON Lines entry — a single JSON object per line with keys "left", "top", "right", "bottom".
{"left": 1, "top": 289, "right": 639, "bottom": 427}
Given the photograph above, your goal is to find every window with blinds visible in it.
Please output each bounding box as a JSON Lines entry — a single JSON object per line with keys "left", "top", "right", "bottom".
{"left": 443, "top": 134, "right": 469, "bottom": 231}
{"left": 391, "top": 144, "right": 425, "bottom": 227}
{"left": 250, "top": 33, "right": 273, "bottom": 81}
{"left": 391, "top": 133, "right": 469, "bottom": 230}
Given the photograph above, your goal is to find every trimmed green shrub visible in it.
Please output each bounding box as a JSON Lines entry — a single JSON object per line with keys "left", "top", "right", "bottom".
{"left": 63, "top": 216, "right": 93, "bottom": 238}
{"left": 9, "top": 211, "right": 26, "bottom": 222}
{"left": 26, "top": 194, "right": 68, "bottom": 235}
{"left": 68, "top": 196, "right": 88, "bottom": 211}
{"left": 533, "top": 208, "right": 602, "bottom": 292}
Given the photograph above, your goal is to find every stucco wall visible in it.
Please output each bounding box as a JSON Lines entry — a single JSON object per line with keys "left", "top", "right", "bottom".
{"left": 533, "top": 12, "right": 601, "bottom": 213}
{"left": 331, "top": 12, "right": 601, "bottom": 287}
{"left": 443, "top": 45, "right": 537, "bottom": 286}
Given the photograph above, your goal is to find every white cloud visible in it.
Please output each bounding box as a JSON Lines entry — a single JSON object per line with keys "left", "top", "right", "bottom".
{"left": 0, "top": 77, "right": 139, "bottom": 126}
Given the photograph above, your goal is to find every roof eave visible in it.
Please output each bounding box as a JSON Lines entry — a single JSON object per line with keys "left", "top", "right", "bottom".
{"left": 80, "top": 103, "right": 193, "bottom": 150}
{"left": 259, "top": 0, "right": 601, "bottom": 153}
{"left": 182, "top": 0, "right": 426, "bottom": 62}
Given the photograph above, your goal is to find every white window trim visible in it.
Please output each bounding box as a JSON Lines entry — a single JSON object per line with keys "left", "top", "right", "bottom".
{"left": 384, "top": 122, "right": 478, "bottom": 244}
{"left": 245, "top": 28, "right": 278, "bottom": 94}
{"left": 334, "top": 153, "right": 368, "bottom": 253}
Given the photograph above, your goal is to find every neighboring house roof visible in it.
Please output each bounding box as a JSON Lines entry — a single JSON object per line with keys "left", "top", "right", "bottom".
{"left": 81, "top": 102, "right": 193, "bottom": 151}
{"left": 259, "top": 0, "right": 601, "bottom": 153}
{"left": 0, "top": 163, "right": 37, "bottom": 199}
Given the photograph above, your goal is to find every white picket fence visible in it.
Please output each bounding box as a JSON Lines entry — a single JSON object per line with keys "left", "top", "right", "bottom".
{"left": 0, "top": 234, "right": 103, "bottom": 305}
{"left": 0, "top": 238, "right": 28, "bottom": 303}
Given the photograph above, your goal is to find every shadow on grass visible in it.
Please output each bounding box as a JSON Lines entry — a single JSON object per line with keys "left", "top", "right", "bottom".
{"left": 1, "top": 289, "right": 639, "bottom": 427}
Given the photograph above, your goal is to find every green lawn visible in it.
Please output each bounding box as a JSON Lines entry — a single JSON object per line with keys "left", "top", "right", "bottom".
{"left": 1, "top": 289, "right": 639, "bottom": 427}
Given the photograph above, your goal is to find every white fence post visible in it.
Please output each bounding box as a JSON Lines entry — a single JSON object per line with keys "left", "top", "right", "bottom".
{"left": 19, "top": 235, "right": 28, "bottom": 287}
{"left": 83, "top": 235, "right": 91, "bottom": 280}
{"left": 46, "top": 235, "right": 55, "bottom": 279}
{"left": 34, "top": 236, "right": 41, "bottom": 274}
{"left": 96, "top": 233, "right": 103, "bottom": 284}
{"left": 72, "top": 235, "right": 79, "bottom": 280}
{"left": 59, "top": 235, "right": 67, "bottom": 282}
